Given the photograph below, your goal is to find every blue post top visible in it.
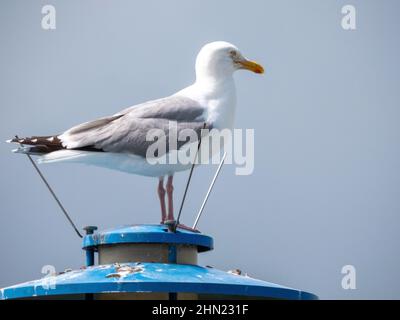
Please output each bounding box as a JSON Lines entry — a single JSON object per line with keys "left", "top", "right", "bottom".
{"left": 0, "top": 262, "right": 318, "bottom": 300}
{"left": 0, "top": 223, "right": 319, "bottom": 300}
{"left": 82, "top": 224, "right": 214, "bottom": 253}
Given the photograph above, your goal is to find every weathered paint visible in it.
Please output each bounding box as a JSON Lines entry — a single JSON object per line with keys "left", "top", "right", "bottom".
{"left": 0, "top": 224, "right": 318, "bottom": 300}
{"left": 82, "top": 224, "right": 213, "bottom": 253}
{"left": 0, "top": 262, "right": 317, "bottom": 300}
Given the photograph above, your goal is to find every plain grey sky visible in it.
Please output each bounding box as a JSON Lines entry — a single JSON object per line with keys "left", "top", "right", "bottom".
{"left": 1, "top": 0, "right": 399, "bottom": 299}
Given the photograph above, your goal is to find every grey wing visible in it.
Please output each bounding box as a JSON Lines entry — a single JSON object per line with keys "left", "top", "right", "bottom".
{"left": 59, "top": 95, "right": 209, "bottom": 157}
{"left": 115, "top": 95, "right": 205, "bottom": 121}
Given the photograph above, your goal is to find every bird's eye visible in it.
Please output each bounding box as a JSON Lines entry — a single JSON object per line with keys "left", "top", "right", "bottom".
{"left": 230, "top": 50, "right": 237, "bottom": 57}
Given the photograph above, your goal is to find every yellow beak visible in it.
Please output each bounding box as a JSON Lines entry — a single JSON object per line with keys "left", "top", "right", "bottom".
{"left": 238, "top": 59, "right": 264, "bottom": 74}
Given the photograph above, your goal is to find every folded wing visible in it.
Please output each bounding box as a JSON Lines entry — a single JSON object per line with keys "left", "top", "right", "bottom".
{"left": 12, "top": 95, "right": 209, "bottom": 158}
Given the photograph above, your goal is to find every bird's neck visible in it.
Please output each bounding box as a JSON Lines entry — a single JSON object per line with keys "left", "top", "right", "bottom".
{"left": 195, "top": 73, "right": 235, "bottom": 95}
{"left": 180, "top": 76, "right": 237, "bottom": 130}
{"left": 191, "top": 76, "right": 236, "bottom": 130}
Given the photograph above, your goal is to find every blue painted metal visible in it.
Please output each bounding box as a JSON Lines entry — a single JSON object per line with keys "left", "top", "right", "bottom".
{"left": 82, "top": 224, "right": 213, "bottom": 252}
{"left": 0, "top": 224, "right": 318, "bottom": 300}
{"left": 85, "top": 251, "right": 95, "bottom": 267}
{"left": 0, "top": 263, "right": 318, "bottom": 300}
{"left": 83, "top": 226, "right": 97, "bottom": 267}
{"left": 167, "top": 245, "right": 178, "bottom": 300}
{"left": 168, "top": 245, "right": 177, "bottom": 263}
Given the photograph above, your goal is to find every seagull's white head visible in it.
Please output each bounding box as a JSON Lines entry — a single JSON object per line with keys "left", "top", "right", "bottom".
{"left": 195, "top": 41, "right": 264, "bottom": 82}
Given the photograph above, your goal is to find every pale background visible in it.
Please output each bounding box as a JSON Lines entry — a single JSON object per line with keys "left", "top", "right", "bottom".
{"left": 0, "top": 0, "right": 399, "bottom": 299}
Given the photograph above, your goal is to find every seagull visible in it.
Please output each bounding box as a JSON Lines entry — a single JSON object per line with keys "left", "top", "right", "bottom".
{"left": 7, "top": 41, "right": 264, "bottom": 228}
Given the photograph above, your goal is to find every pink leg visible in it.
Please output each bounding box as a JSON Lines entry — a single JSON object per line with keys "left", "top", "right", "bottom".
{"left": 157, "top": 177, "right": 167, "bottom": 223}
{"left": 166, "top": 175, "right": 174, "bottom": 222}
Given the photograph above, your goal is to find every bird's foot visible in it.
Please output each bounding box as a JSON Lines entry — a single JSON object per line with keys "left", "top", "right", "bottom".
{"left": 175, "top": 223, "right": 201, "bottom": 233}
{"left": 163, "top": 219, "right": 177, "bottom": 232}
{"left": 161, "top": 220, "right": 200, "bottom": 233}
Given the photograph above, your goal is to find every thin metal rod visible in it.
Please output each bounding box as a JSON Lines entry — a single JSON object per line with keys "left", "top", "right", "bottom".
{"left": 193, "top": 152, "right": 227, "bottom": 229}
{"left": 16, "top": 136, "right": 83, "bottom": 238}
{"left": 175, "top": 123, "right": 207, "bottom": 229}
